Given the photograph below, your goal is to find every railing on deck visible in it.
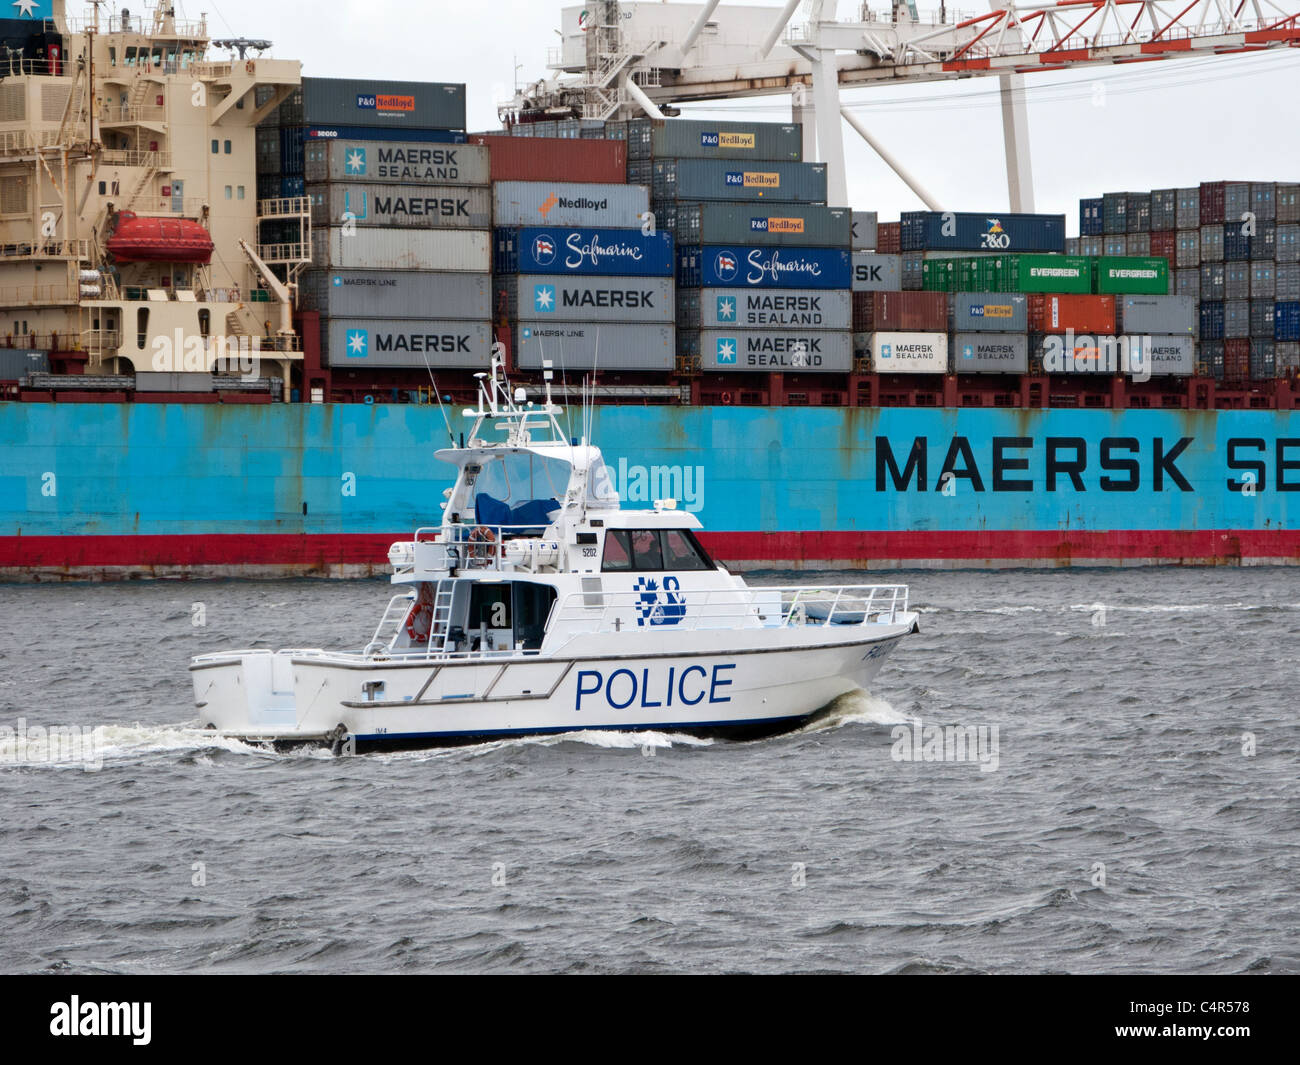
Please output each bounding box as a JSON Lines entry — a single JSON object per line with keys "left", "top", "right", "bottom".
{"left": 400, "top": 524, "right": 563, "bottom": 574}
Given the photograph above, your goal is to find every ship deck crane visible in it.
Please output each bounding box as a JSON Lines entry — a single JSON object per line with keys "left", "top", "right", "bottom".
{"left": 238, "top": 238, "right": 295, "bottom": 344}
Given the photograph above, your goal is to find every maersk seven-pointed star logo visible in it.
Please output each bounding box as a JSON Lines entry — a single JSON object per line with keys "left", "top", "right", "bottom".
{"left": 11, "top": 1, "right": 46, "bottom": 18}
{"left": 716, "top": 337, "right": 737, "bottom": 364}
{"left": 533, "top": 284, "right": 556, "bottom": 313}
{"left": 345, "top": 329, "right": 368, "bottom": 358}
{"left": 715, "top": 295, "right": 736, "bottom": 323}
{"left": 345, "top": 147, "right": 366, "bottom": 174}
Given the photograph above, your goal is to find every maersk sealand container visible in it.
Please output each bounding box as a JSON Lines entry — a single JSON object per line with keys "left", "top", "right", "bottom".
{"left": 899, "top": 212, "right": 1065, "bottom": 253}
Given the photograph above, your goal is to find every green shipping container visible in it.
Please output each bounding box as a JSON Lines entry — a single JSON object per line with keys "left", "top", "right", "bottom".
{"left": 922, "top": 259, "right": 956, "bottom": 292}
{"left": 1093, "top": 256, "right": 1170, "bottom": 295}
{"left": 1009, "top": 254, "right": 1093, "bottom": 294}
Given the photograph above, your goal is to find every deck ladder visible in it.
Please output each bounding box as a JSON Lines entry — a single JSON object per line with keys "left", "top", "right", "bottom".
{"left": 427, "top": 580, "right": 456, "bottom": 657}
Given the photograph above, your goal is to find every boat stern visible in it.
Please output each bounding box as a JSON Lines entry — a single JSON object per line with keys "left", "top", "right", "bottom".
{"left": 189, "top": 649, "right": 341, "bottom": 744}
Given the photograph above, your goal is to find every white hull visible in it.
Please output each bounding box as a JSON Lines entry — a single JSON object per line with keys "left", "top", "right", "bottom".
{"left": 191, "top": 622, "right": 915, "bottom": 749}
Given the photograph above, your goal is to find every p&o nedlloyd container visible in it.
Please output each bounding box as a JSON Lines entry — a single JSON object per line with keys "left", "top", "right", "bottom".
{"left": 652, "top": 159, "right": 829, "bottom": 204}
{"left": 301, "top": 270, "right": 492, "bottom": 319}
{"left": 507, "top": 275, "right": 675, "bottom": 324}
{"left": 627, "top": 118, "right": 803, "bottom": 161}
{"left": 658, "top": 203, "right": 851, "bottom": 248}
{"left": 698, "top": 329, "right": 852, "bottom": 372}
{"left": 681, "top": 288, "right": 851, "bottom": 330}
{"left": 308, "top": 183, "right": 491, "bottom": 229}
{"left": 492, "top": 182, "right": 649, "bottom": 229}
{"left": 951, "top": 292, "right": 1029, "bottom": 333}
{"left": 513, "top": 322, "right": 675, "bottom": 371}
{"left": 303, "top": 140, "right": 489, "bottom": 185}
{"left": 321, "top": 319, "right": 493, "bottom": 368}
{"left": 312, "top": 228, "right": 491, "bottom": 271}
{"left": 300, "top": 77, "right": 467, "bottom": 131}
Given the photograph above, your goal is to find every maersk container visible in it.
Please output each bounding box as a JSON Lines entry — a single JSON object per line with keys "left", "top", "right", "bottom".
{"left": 1250, "top": 299, "right": 1275, "bottom": 339}
{"left": 678, "top": 245, "right": 851, "bottom": 289}
{"left": 1027, "top": 294, "right": 1116, "bottom": 334}
{"left": 301, "top": 269, "right": 491, "bottom": 319}
{"left": 1116, "top": 295, "right": 1195, "bottom": 336}
{"left": 1124, "top": 334, "right": 1195, "bottom": 376}
{"left": 1079, "top": 198, "right": 1103, "bottom": 237}
{"left": 899, "top": 211, "right": 1064, "bottom": 253}
{"left": 1224, "top": 299, "right": 1250, "bottom": 339}
{"left": 1251, "top": 262, "right": 1275, "bottom": 300}
{"left": 851, "top": 212, "right": 878, "bottom": 251}
{"left": 312, "top": 227, "right": 490, "bottom": 271}
{"left": 651, "top": 158, "right": 828, "bottom": 204}
{"left": 301, "top": 77, "right": 466, "bottom": 131}
{"left": 854, "top": 291, "right": 948, "bottom": 332}
{"left": 683, "top": 288, "right": 851, "bottom": 330}
{"left": 303, "top": 141, "right": 489, "bottom": 186}
{"left": 868, "top": 332, "right": 947, "bottom": 374}
{"left": 1011, "top": 254, "right": 1091, "bottom": 294}
{"left": 1200, "top": 301, "right": 1225, "bottom": 340}
{"left": 307, "top": 183, "right": 491, "bottom": 229}
{"left": 952, "top": 292, "right": 1028, "bottom": 333}
{"left": 953, "top": 332, "right": 1029, "bottom": 373}
{"left": 513, "top": 322, "right": 674, "bottom": 372}
{"left": 645, "top": 119, "right": 803, "bottom": 161}
{"left": 492, "top": 181, "right": 649, "bottom": 229}
{"left": 321, "top": 318, "right": 492, "bottom": 368}
{"left": 495, "top": 227, "right": 674, "bottom": 278}
{"left": 661, "top": 202, "right": 851, "bottom": 247}
{"left": 852, "top": 253, "right": 902, "bottom": 291}
{"left": 468, "top": 135, "right": 627, "bottom": 184}
{"left": 508, "top": 275, "right": 674, "bottom": 323}
{"left": 1093, "top": 257, "right": 1169, "bottom": 295}
{"left": 698, "top": 328, "right": 851, "bottom": 372}
{"left": 1175, "top": 188, "right": 1200, "bottom": 230}
{"left": 1275, "top": 302, "right": 1300, "bottom": 342}
{"left": 1151, "top": 189, "right": 1177, "bottom": 232}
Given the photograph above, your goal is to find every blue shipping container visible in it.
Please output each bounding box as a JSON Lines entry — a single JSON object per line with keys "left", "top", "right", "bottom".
{"left": 280, "top": 176, "right": 305, "bottom": 197}
{"left": 280, "top": 126, "right": 305, "bottom": 176}
{"left": 900, "top": 211, "right": 1065, "bottom": 253}
{"left": 1276, "top": 301, "right": 1300, "bottom": 342}
{"left": 1079, "top": 198, "right": 1104, "bottom": 237}
{"left": 1223, "top": 223, "right": 1252, "bottom": 261}
{"left": 679, "top": 245, "right": 851, "bottom": 289}
{"left": 494, "top": 227, "right": 674, "bottom": 277}
{"left": 1200, "top": 301, "right": 1225, "bottom": 340}
{"left": 306, "top": 126, "right": 467, "bottom": 144}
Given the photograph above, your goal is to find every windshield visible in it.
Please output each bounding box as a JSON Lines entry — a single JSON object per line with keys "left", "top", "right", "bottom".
{"left": 587, "top": 460, "right": 620, "bottom": 508}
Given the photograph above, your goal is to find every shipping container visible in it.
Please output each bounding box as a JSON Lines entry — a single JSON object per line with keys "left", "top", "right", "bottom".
{"left": 1036, "top": 333, "right": 1128, "bottom": 375}
{"left": 1224, "top": 261, "right": 1250, "bottom": 301}
{"left": 1278, "top": 340, "right": 1300, "bottom": 372}
{"left": 507, "top": 275, "right": 674, "bottom": 323}
{"left": 1079, "top": 197, "right": 1103, "bottom": 237}
{"left": 496, "top": 227, "right": 674, "bottom": 277}
{"left": 1250, "top": 299, "right": 1275, "bottom": 338}
{"left": 1251, "top": 220, "right": 1276, "bottom": 260}
{"left": 851, "top": 211, "right": 878, "bottom": 251}
{"left": 1102, "top": 236, "right": 1128, "bottom": 257}
{"left": 1278, "top": 263, "right": 1300, "bottom": 302}
{"left": 307, "top": 182, "right": 491, "bottom": 229}
{"left": 1199, "top": 225, "right": 1225, "bottom": 261}
{"left": 951, "top": 292, "right": 1029, "bottom": 333}
{"left": 681, "top": 287, "right": 851, "bottom": 330}
{"left": 280, "top": 126, "right": 304, "bottom": 176}
{"left": 492, "top": 181, "right": 648, "bottom": 228}
{"left": 1199, "top": 338, "right": 1225, "bottom": 379}
{"left": 304, "top": 125, "right": 465, "bottom": 144}
{"left": 1124, "top": 334, "right": 1195, "bottom": 377}
{"left": 1174, "top": 269, "right": 1200, "bottom": 300}
{"left": 1150, "top": 189, "right": 1177, "bottom": 232}
{"left": 1116, "top": 294, "right": 1196, "bottom": 336}
{"left": 1126, "top": 192, "right": 1151, "bottom": 233}
{"left": 1175, "top": 188, "right": 1200, "bottom": 230}
{"left": 303, "top": 140, "right": 489, "bottom": 186}
{"left": 0, "top": 349, "right": 49, "bottom": 378}
{"left": 1276, "top": 223, "right": 1300, "bottom": 264}
{"left": 921, "top": 259, "right": 955, "bottom": 293}
{"left": 695, "top": 328, "right": 851, "bottom": 372}
{"left": 468, "top": 134, "right": 627, "bottom": 184}
{"left": 1011, "top": 254, "right": 1092, "bottom": 293}
{"left": 877, "top": 222, "right": 901, "bottom": 254}
{"left": 1175, "top": 230, "right": 1200, "bottom": 268}
{"left": 135, "top": 372, "right": 214, "bottom": 392}
{"left": 1200, "top": 182, "right": 1228, "bottom": 226}
{"left": 1224, "top": 222, "right": 1251, "bottom": 261}
{"left": 1275, "top": 301, "right": 1300, "bottom": 342}
{"left": 1250, "top": 338, "right": 1276, "bottom": 378}
{"left": 1102, "top": 193, "right": 1128, "bottom": 235}
{"left": 1201, "top": 262, "right": 1226, "bottom": 300}
{"left": 1224, "top": 338, "right": 1251, "bottom": 380}
{"left": 300, "top": 269, "right": 492, "bottom": 319}
{"left": 1251, "top": 181, "right": 1276, "bottom": 221}
{"left": 1200, "top": 301, "right": 1225, "bottom": 340}
{"left": 1149, "top": 230, "right": 1176, "bottom": 262}
{"left": 952, "top": 332, "right": 1029, "bottom": 373}
{"left": 651, "top": 158, "right": 828, "bottom": 204}
{"left": 901, "top": 253, "right": 923, "bottom": 291}
{"left": 867, "top": 332, "right": 947, "bottom": 374}
{"left": 677, "top": 244, "right": 851, "bottom": 289}
{"left": 628, "top": 119, "right": 802, "bottom": 161}
{"left": 311, "top": 227, "right": 491, "bottom": 271}
{"left": 899, "top": 211, "right": 1065, "bottom": 253}
{"left": 660, "top": 202, "right": 850, "bottom": 247}
{"left": 1278, "top": 184, "right": 1300, "bottom": 225}
{"left": 1224, "top": 299, "right": 1250, "bottom": 339}
{"left": 853, "top": 291, "right": 948, "bottom": 332}
{"left": 1027, "top": 293, "right": 1116, "bottom": 334}
{"left": 1225, "top": 182, "right": 1251, "bottom": 222}
{"left": 1093, "top": 257, "right": 1169, "bottom": 295}
{"left": 300, "top": 77, "right": 466, "bottom": 131}
{"left": 321, "top": 318, "right": 492, "bottom": 368}
{"left": 851, "top": 252, "right": 902, "bottom": 291}
{"left": 513, "top": 322, "right": 674, "bottom": 372}
{"left": 1251, "top": 261, "right": 1275, "bottom": 300}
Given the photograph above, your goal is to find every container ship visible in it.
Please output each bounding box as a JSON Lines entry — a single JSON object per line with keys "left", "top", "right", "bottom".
{"left": 1, "top": 1, "right": 1297, "bottom": 578}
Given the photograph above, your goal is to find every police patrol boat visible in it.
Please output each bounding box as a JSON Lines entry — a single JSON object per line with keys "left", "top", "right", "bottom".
{"left": 190, "top": 360, "right": 919, "bottom": 750}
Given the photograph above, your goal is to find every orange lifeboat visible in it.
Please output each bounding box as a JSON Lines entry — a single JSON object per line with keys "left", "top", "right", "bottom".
{"left": 106, "top": 211, "right": 214, "bottom": 264}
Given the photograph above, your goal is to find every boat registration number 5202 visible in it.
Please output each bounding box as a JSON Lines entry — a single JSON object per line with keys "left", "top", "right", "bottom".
{"left": 575, "top": 664, "right": 735, "bottom": 711}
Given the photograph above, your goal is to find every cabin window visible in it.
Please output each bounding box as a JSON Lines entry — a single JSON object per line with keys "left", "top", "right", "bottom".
{"left": 237, "top": 186, "right": 245, "bottom": 200}
{"left": 224, "top": 186, "right": 232, "bottom": 199}
{"left": 108, "top": 48, "right": 116, "bottom": 66}
{"left": 223, "top": 140, "right": 232, "bottom": 154}
{"left": 662, "top": 529, "right": 712, "bottom": 570}
{"left": 211, "top": 139, "right": 218, "bottom": 154}
{"left": 601, "top": 530, "right": 633, "bottom": 572}
{"left": 98, "top": 181, "right": 106, "bottom": 195}
{"left": 630, "top": 530, "right": 663, "bottom": 570}
{"left": 602, "top": 529, "right": 712, "bottom": 572}
{"left": 136, "top": 308, "right": 149, "bottom": 350}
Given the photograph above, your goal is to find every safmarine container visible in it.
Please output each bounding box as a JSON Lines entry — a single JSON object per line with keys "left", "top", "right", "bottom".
{"left": 652, "top": 158, "right": 828, "bottom": 203}
{"left": 312, "top": 228, "right": 490, "bottom": 271}
{"left": 642, "top": 119, "right": 802, "bottom": 161}
{"left": 661, "top": 203, "right": 851, "bottom": 247}
{"left": 303, "top": 141, "right": 488, "bottom": 185}
{"left": 851, "top": 253, "right": 902, "bottom": 291}
{"left": 698, "top": 329, "right": 851, "bottom": 372}
{"left": 851, "top": 212, "right": 878, "bottom": 250}
{"left": 952, "top": 292, "right": 1028, "bottom": 333}
{"left": 952, "top": 332, "right": 1029, "bottom": 373}
{"left": 495, "top": 227, "right": 674, "bottom": 277}
{"left": 513, "top": 322, "right": 675, "bottom": 371}
{"left": 868, "top": 332, "right": 947, "bottom": 373}
{"left": 1116, "top": 294, "right": 1195, "bottom": 336}
{"left": 508, "top": 275, "right": 674, "bottom": 323}
{"left": 1093, "top": 257, "right": 1169, "bottom": 295}
{"left": 855, "top": 291, "right": 948, "bottom": 332}
{"left": 1010, "top": 254, "right": 1091, "bottom": 294}
{"left": 307, "top": 183, "right": 491, "bottom": 228}
{"left": 678, "top": 245, "right": 851, "bottom": 289}
{"left": 468, "top": 135, "right": 627, "bottom": 183}
{"left": 1123, "top": 335, "right": 1195, "bottom": 376}
{"left": 1027, "top": 294, "right": 1116, "bottom": 333}
{"left": 492, "top": 181, "right": 648, "bottom": 229}
{"left": 684, "top": 288, "right": 851, "bottom": 330}
{"left": 321, "top": 319, "right": 492, "bottom": 368}
{"left": 301, "top": 77, "right": 466, "bottom": 131}
{"left": 301, "top": 269, "right": 491, "bottom": 318}
{"left": 899, "top": 211, "right": 1065, "bottom": 253}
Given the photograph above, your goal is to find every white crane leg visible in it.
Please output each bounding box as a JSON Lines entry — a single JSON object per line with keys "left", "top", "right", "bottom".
{"left": 840, "top": 106, "right": 943, "bottom": 211}
{"left": 999, "top": 73, "right": 1035, "bottom": 213}
{"left": 811, "top": 50, "right": 848, "bottom": 207}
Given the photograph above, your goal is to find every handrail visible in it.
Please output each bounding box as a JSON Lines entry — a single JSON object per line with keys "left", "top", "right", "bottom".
{"left": 404, "top": 523, "right": 562, "bottom": 573}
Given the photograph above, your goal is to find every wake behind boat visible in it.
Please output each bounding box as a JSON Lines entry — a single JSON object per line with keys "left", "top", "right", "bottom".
{"left": 191, "top": 359, "right": 919, "bottom": 751}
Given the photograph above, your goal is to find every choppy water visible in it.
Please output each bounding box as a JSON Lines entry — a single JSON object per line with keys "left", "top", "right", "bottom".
{"left": 1, "top": 569, "right": 1297, "bottom": 974}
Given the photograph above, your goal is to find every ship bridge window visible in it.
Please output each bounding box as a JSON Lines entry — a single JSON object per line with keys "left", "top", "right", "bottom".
{"left": 471, "top": 453, "right": 568, "bottom": 531}
{"left": 602, "top": 529, "right": 712, "bottom": 573}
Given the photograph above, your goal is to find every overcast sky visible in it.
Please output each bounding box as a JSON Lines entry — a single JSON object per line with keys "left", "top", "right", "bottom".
{"left": 180, "top": 0, "right": 1300, "bottom": 234}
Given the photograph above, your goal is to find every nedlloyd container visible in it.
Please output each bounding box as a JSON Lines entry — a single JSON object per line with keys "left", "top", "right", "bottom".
{"left": 495, "top": 227, "right": 675, "bottom": 277}
{"left": 321, "top": 318, "right": 492, "bottom": 368}
{"left": 660, "top": 203, "right": 850, "bottom": 248}
{"left": 899, "top": 212, "right": 1065, "bottom": 253}
{"left": 492, "top": 182, "right": 649, "bottom": 229}
{"left": 307, "top": 183, "right": 491, "bottom": 229}
{"left": 312, "top": 227, "right": 490, "bottom": 271}
{"left": 678, "top": 245, "right": 851, "bottom": 289}
{"left": 633, "top": 119, "right": 802, "bottom": 161}
{"left": 508, "top": 275, "right": 674, "bottom": 323}
{"left": 952, "top": 292, "right": 1028, "bottom": 333}
{"left": 952, "top": 333, "right": 1029, "bottom": 373}
{"left": 301, "top": 77, "right": 466, "bottom": 131}
{"left": 303, "top": 141, "right": 489, "bottom": 186}
{"left": 851, "top": 253, "right": 901, "bottom": 291}
{"left": 851, "top": 212, "right": 878, "bottom": 250}
{"left": 651, "top": 158, "right": 828, "bottom": 204}
{"left": 1093, "top": 257, "right": 1169, "bottom": 295}
{"left": 685, "top": 288, "right": 851, "bottom": 330}
{"left": 301, "top": 270, "right": 491, "bottom": 319}
{"left": 868, "top": 332, "right": 947, "bottom": 374}
{"left": 700, "top": 328, "right": 852, "bottom": 372}
{"left": 1122, "top": 335, "right": 1195, "bottom": 376}
{"left": 513, "top": 322, "right": 675, "bottom": 372}
{"left": 1116, "top": 294, "right": 1196, "bottom": 336}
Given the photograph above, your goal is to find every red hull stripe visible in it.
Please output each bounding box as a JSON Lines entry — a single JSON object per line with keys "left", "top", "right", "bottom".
{"left": 3, "top": 530, "right": 1300, "bottom": 567}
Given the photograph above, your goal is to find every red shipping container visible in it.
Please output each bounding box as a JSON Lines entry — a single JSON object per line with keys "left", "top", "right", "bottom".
{"left": 1027, "top": 293, "right": 1115, "bottom": 334}
{"left": 1199, "top": 181, "right": 1227, "bottom": 226}
{"left": 468, "top": 134, "right": 627, "bottom": 184}
{"left": 877, "top": 221, "right": 901, "bottom": 254}
{"left": 1149, "top": 230, "right": 1176, "bottom": 262}
{"left": 1224, "top": 338, "right": 1251, "bottom": 381}
{"left": 862, "top": 291, "right": 947, "bottom": 332}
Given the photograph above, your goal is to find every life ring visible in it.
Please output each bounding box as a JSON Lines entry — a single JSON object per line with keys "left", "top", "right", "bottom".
{"left": 468, "top": 525, "right": 498, "bottom": 560}
{"left": 246, "top": 60, "right": 255, "bottom": 75}
{"left": 721, "top": 391, "right": 733, "bottom": 405}
{"left": 404, "top": 585, "right": 434, "bottom": 643}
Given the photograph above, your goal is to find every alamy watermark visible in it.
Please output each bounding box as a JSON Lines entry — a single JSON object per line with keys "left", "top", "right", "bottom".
{"left": 149, "top": 328, "right": 262, "bottom": 380}
{"left": 891, "top": 721, "right": 1000, "bottom": 772}
{"left": 1042, "top": 330, "right": 1154, "bottom": 383}
{"left": 0, "top": 718, "right": 102, "bottom": 771}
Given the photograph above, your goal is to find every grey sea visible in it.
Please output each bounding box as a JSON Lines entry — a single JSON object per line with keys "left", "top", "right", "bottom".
{"left": 1, "top": 568, "right": 1296, "bottom": 975}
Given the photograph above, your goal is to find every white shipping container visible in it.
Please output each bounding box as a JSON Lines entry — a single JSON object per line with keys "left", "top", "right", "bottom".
{"left": 305, "top": 270, "right": 491, "bottom": 319}
{"left": 493, "top": 181, "right": 650, "bottom": 228}
{"left": 869, "top": 332, "right": 948, "bottom": 374}
{"left": 312, "top": 228, "right": 491, "bottom": 271}
{"left": 851, "top": 211, "right": 879, "bottom": 251}
{"left": 514, "top": 322, "right": 675, "bottom": 371}
{"left": 1122, "top": 334, "right": 1196, "bottom": 377}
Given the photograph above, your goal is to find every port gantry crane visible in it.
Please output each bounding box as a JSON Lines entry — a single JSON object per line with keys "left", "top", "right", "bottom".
{"left": 504, "top": 0, "right": 1300, "bottom": 211}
